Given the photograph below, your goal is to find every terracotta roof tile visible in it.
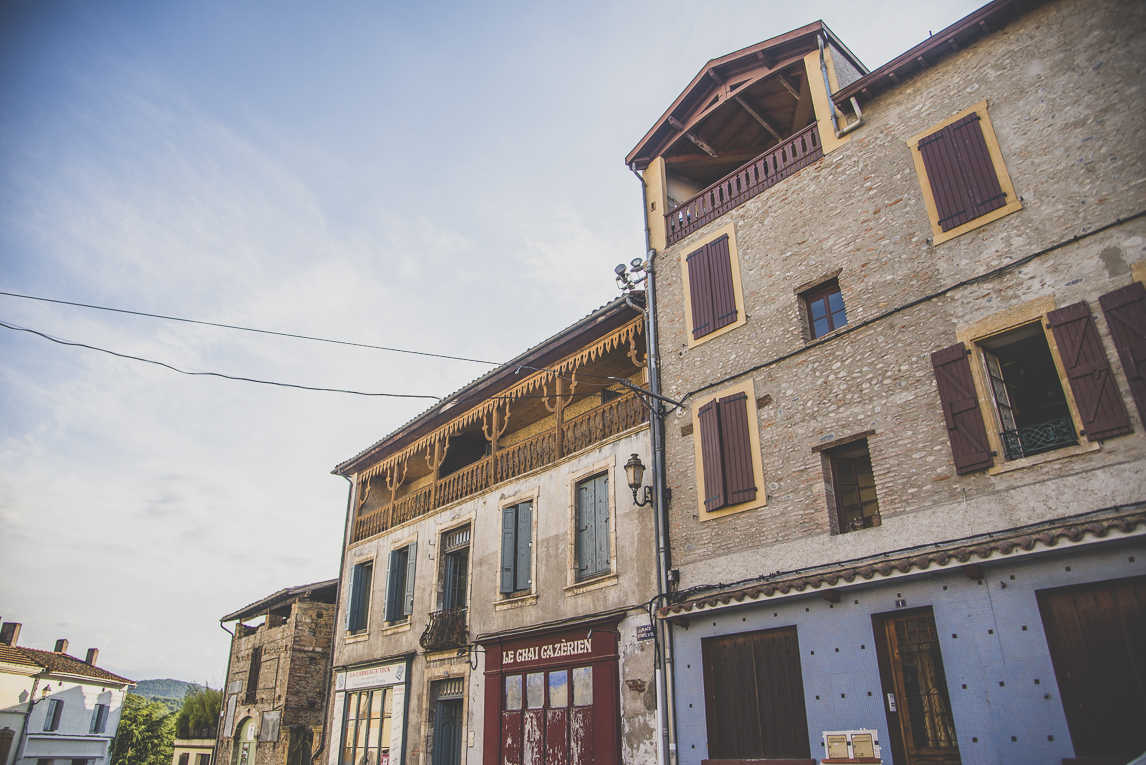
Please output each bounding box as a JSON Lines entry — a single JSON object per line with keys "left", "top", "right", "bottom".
{"left": 13, "top": 647, "right": 133, "bottom": 685}
{"left": 0, "top": 644, "right": 40, "bottom": 668}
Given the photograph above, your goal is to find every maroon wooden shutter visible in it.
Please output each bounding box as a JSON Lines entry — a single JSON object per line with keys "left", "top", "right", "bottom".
{"left": 1048, "top": 301, "right": 1132, "bottom": 441}
{"left": 1099, "top": 281, "right": 1146, "bottom": 428}
{"left": 918, "top": 113, "right": 1007, "bottom": 232}
{"left": 717, "top": 392, "right": 757, "bottom": 505}
{"left": 931, "top": 343, "right": 994, "bottom": 474}
{"left": 707, "top": 235, "right": 738, "bottom": 333}
{"left": 687, "top": 244, "right": 716, "bottom": 340}
{"left": 697, "top": 400, "right": 726, "bottom": 511}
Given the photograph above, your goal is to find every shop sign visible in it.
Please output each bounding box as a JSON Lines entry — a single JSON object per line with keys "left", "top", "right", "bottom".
{"left": 501, "top": 636, "right": 593, "bottom": 667}
{"left": 336, "top": 662, "right": 405, "bottom": 691}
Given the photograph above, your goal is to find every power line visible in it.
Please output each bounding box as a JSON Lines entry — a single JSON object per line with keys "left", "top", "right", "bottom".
{"left": 0, "top": 319, "right": 443, "bottom": 400}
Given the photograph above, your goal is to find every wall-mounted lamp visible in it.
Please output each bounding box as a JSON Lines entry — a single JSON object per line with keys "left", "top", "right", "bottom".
{"left": 624, "top": 453, "right": 654, "bottom": 508}
{"left": 615, "top": 259, "right": 648, "bottom": 294}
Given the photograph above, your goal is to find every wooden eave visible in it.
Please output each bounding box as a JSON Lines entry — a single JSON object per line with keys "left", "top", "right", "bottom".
{"left": 833, "top": 0, "right": 1049, "bottom": 108}
{"left": 334, "top": 295, "right": 644, "bottom": 477}
{"left": 220, "top": 578, "right": 339, "bottom": 623}
{"left": 625, "top": 21, "right": 865, "bottom": 169}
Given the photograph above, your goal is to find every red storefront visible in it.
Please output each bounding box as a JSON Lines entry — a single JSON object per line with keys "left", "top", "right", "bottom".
{"left": 481, "top": 621, "right": 621, "bottom": 765}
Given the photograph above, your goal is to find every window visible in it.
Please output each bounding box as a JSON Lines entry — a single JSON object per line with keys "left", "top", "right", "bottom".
{"left": 500, "top": 502, "right": 533, "bottom": 595}
{"left": 441, "top": 525, "right": 470, "bottom": 610}
{"left": 385, "top": 545, "right": 416, "bottom": 623}
{"left": 909, "top": 101, "right": 1021, "bottom": 245}
{"left": 196, "top": 755, "right": 210, "bottom": 765}
{"left": 347, "top": 561, "right": 373, "bottom": 633}
{"left": 43, "top": 698, "right": 63, "bottom": 731}
{"left": 340, "top": 688, "right": 394, "bottom": 765}
{"left": 575, "top": 474, "right": 610, "bottom": 581}
{"left": 680, "top": 224, "right": 745, "bottom": 347}
{"left": 825, "top": 440, "right": 880, "bottom": 532}
{"left": 244, "top": 647, "right": 261, "bottom": 704}
{"left": 692, "top": 380, "right": 764, "bottom": 519}
{"left": 179, "top": 755, "right": 190, "bottom": 765}
{"left": 802, "top": 279, "right": 847, "bottom": 339}
{"left": 89, "top": 703, "right": 108, "bottom": 734}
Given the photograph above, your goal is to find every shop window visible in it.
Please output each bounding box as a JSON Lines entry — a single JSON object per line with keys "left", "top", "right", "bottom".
{"left": 575, "top": 474, "right": 610, "bottom": 581}
{"left": 801, "top": 279, "right": 847, "bottom": 339}
{"left": 347, "top": 561, "right": 373, "bottom": 634}
{"left": 826, "top": 440, "right": 880, "bottom": 532}
{"left": 385, "top": 545, "right": 416, "bottom": 623}
{"left": 89, "top": 703, "right": 108, "bottom": 734}
{"left": 680, "top": 224, "right": 745, "bottom": 347}
{"left": 441, "top": 525, "right": 470, "bottom": 610}
{"left": 908, "top": 101, "right": 1021, "bottom": 245}
{"left": 692, "top": 381, "right": 764, "bottom": 519}
{"left": 339, "top": 688, "right": 394, "bottom": 765}
{"left": 500, "top": 502, "right": 533, "bottom": 596}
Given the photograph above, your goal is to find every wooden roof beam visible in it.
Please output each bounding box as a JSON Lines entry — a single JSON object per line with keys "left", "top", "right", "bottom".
{"left": 668, "top": 116, "right": 718, "bottom": 158}
{"left": 776, "top": 73, "right": 800, "bottom": 99}
{"left": 734, "top": 95, "right": 784, "bottom": 142}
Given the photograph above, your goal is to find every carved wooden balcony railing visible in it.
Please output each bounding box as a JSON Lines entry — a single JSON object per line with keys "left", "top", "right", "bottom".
{"left": 665, "top": 122, "right": 823, "bottom": 246}
{"left": 351, "top": 391, "right": 648, "bottom": 543}
{"left": 419, "top": 607, "right": 468, "bottom": 652}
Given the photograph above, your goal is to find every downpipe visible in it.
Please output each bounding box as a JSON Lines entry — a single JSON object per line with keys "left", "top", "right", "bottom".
{"left": 819, "top": 34, "right": 865, "bottom": 139}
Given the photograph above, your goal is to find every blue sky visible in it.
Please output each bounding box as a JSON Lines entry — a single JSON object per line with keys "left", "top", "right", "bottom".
{"left": 1, "top": 0, "right": 984, "bottom": 684}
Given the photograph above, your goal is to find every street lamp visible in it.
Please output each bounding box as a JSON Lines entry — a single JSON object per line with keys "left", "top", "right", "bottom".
{"left": 624, "top": 453, "right": 653, "bottom": 507}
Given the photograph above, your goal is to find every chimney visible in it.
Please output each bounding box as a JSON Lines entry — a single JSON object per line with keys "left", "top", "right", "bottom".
{"left": 85, "top": 648, "right": 99, "bottom": 666}
{"left": 0, "top": 622, "right": 21, "bottom": 646}
{"left": 54, "top": 639, "right": 69, "bottom": 654}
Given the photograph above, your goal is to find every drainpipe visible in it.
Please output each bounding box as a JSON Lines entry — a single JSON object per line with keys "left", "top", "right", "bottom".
{"left": 630, "top": 164, "right": 679, "bottom": 765}
{"left": 13, "top": 670, "right": 47, "bottom": 765}
{"left": 216, "top": 619, "right": 235, "bottom": 765}
{"left": 819, "top": 34, "right": 865, "bottom": 138}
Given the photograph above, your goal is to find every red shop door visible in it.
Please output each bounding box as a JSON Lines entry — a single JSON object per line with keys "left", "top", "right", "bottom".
{"left": 500, "top": 665, "right": 602, "bottom": 765}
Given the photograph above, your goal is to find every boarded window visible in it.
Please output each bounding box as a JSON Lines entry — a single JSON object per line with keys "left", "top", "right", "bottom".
{"left": 385, "top": 545, "right": 415, "bottom": 622}
{"left": 686, "top": 234, "right": 738, "bottom": 340}
{"left": 931, "top": 343, "right": 993, "bottom": 474}
{"left": 500, "top": 502, "right": 533, "bottom": 595}
{"left": 697, "top": 392, "right": 757, "bottom": 512}
{"left": 917, "top": 112, "right": 1007, "bottom": 232}
{"left": 1099, "top": 281, "right": 1146, "bottom": 427}
{"left": 1048, "top": 301, "right": 1132, "bottom": 441}
{"left": 346, "top": 561, "right": 373, "bottom": 633}
{"left": 575, "top": 473, "right": 610, "bottom": 580}
{"left": 244, "top": 647, "right": 262, "bottom": 704}
{"left": 259, "top": 709, "right": 281, "bottom": 743}
{"left": 701, "top": 626, "right": 811, "bottom": 759}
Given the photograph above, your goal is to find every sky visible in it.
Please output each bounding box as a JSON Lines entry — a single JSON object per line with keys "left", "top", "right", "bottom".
{"left": 0, "top": 0, "right": 985, "bottom": 685}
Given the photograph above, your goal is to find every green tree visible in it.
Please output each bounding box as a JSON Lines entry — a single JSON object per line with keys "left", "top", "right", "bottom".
{"left": 110, "top": 693, "right": 175, "bottom": 765}
{"left": 174, "top": 685, "right": 222, "bottom": 738}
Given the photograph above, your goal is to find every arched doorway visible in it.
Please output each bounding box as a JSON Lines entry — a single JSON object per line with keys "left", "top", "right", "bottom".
{"left": 232, "top": 717, "right": 258, "bottom": 765}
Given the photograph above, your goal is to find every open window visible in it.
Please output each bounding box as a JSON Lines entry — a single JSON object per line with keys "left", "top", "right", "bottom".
{"left": 385, "top": 545, "right": 415, "bottom": 623}
{"left": 440, "top": 525, "right": 471, "bottom": 611}
{"left": 825, "top": 439, "right": 880, "bottom": 532}
{"left": 346, "top": 561, "right": 373, "bottom": 634}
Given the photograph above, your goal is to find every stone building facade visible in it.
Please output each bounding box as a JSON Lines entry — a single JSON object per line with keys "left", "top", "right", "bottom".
{"left": 325, "top": 297, "right": 659, "bottom": 765}
{"left": 627, "top": 0, "right": 1146, "bottom": 763}
{"left": 219, "top": 580, "right": 337, "bottom": 765}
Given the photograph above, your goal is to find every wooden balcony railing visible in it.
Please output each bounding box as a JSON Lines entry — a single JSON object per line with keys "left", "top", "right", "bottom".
{"left": 351, "top": 391, "right": 648, "bottom": 543}
{"left": 665, "top": 122, "right": 823, "bottom": 246}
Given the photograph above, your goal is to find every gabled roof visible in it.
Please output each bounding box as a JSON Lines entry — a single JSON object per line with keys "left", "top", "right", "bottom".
{"left": 833, "top": 0, "right": 1048, "bottom": 108}
{"left": 8, "top": 647, "right": 133, "bottom": 685}
{"left": 0, "top": 644, "right": 40, "bottom": 669}
{"left": 221, "top": 578, "right": 339, "bottom": 623}
{"left": 626, "top": 21, "right": 865, "bottom": 169}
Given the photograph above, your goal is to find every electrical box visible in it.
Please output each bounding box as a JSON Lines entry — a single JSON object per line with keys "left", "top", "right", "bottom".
{"left": 820, "top": 729, "right": 881, "bottom": 763}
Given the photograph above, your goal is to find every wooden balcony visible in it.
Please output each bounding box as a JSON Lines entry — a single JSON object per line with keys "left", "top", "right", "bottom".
{"left": 665, "top": 122, "right": 823, "bottom": 246}
{"left": 351, "top": 391, "right": 647, "bottom": 543}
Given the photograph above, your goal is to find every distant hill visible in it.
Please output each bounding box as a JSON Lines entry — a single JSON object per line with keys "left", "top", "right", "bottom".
{"left": 132, "top": 678, "right": 204, "bottom": 710}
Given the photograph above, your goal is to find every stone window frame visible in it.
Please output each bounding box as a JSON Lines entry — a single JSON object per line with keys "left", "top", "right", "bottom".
{"left": 564, "top": 455, "right": 620, "bottom": 595}
{"left": 381, "top": 533, "right": 417, "bottom": 633}
{"left": 346, "top": 552, "right": 377, "bottom": 639}
{"left": 955, "top": 296, "right": 1099, "bottom": 476}
{"left": 679, "top": 222, "right": 747, "bottom": 349}
{"left": 812, "top": 431, "right": 880, "bottom": 535}
{"left": 908, "top": 100, "right": 1022, "bottom": 246}
{"left": 495, "top": 487, "right": 540, "bottom": 611}
{"left": 690, "top": 378, "right": 768, "bottom": 522}
{"left": 432, "top": 512, "right": 476, "bottom": 613}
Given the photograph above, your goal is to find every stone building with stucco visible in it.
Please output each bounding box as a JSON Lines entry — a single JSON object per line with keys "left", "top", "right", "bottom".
{"left": 625, "top": 0, "right": 1146, "bottom": 763}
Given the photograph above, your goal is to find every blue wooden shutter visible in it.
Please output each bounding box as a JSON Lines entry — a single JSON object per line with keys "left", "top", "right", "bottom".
{"left": 347, "top": 564, "right": 362, "bottom": 631}
{"left": 500, "top": 506, "right": 517, "bottom": 594}
{"left": 386, "top": 550, "right": 401, "bottom": 621}
{"left": 516, "top": 502, "right": 533, "bottom": 591}
{"left": 577, "top": 481, "right": 595, "bottom": 578}
{"left": 594, "top": 476, "right": 610, "bottom": 576}
{"left": 403, "top": 542, "right": 417, "bottom": 616}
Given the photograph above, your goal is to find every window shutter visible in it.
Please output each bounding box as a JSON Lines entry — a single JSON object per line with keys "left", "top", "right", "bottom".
{"left": 697, "top": 400, "right": 726, "bottom": 511}
{"left": 707, "top": 235, "right": 738, "bottom": 333}
{"left": 687, "top": 244, "right": 716, "bottom": 339}
{"left": 90, "top": 705, "right": 100, "bottom": 734}
{"left": 1048, "top": 301, "right": 1132, "bottom": 441}
{"left": 403, "top": 542, "right": 417, "bottom": 616}
{"left": 347, "top": 564, "right": 362, "bottom": 631}
{"left": 918, "top": 113, "right": 1006, "bottom": 232}
{"left": 516, "top": 502, "right": 532, "bottom": 591}
{"left": 577, "top": 482, "right": 595, "bottom": 576}
{"left": 593, "top": 476, "right": 610, "bottom": 576}
{"left": 930, "top": 343, "right": 994, "bottom": 474}
{"left": 1099, "top": 281, "right": 1146, "bottom": 427}
{"left": 179, "top": 755, "right": 190, "bottom": 765}
{"left": 500, "top": 506, "right": 517, "bottom": 594}
{"left": 717, "top": 392, "right": 757, "bottom": 505}
{"left": 386, "top": 551, "right": 401, "bottom": 621}
{"left": 246, "top": 647, "right": 262, "bottom": 696}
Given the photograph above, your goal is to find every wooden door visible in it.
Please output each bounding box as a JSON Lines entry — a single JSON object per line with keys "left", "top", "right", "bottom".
{"left": 432, "top": 699, "right": 464, "bottom": 765}
{"left": 877, "top": 610, "right": 961, "bottom": 765}
{"left": 1037, "top": 576, "right": 1146, "bottom": 760}
{"left": 701, "top": 626, "right": 811, "bottom": 759}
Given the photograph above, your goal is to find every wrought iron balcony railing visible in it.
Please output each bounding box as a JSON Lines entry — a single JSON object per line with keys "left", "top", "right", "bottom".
{"left": 419, "top": 607, "right": 468, "bottom": 652}
{"left": 1001, "top": 416, "right": 1078, "bottom": 461}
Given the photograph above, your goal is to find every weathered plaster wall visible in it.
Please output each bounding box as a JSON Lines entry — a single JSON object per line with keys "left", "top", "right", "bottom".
{"left": 651, "top": 0, "right": 1146, "bottom": 587}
